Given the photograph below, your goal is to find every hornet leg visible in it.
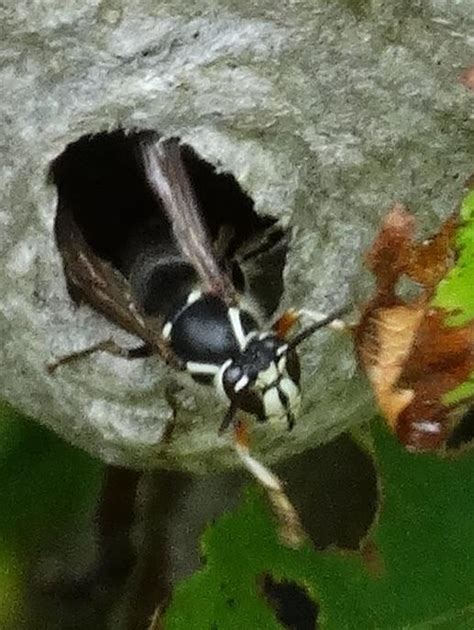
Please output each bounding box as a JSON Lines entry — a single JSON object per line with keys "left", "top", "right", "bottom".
{"left": 273, "top": 307, "right": 348, "bottom": 341}
{"left": 232, "top": 418, "right": 306, "bottom": 548}
{"left": 47, "top": 340, "right": 153, "bottom": 374}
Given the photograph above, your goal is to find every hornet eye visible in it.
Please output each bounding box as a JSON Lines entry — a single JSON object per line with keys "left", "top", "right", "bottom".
{"left": 222, "top": 364, "right": 243, "bottom": 396}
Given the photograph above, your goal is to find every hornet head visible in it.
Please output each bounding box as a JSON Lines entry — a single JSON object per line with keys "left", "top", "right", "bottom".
{"left": 218, "top": 332, "right": 301, "bottom": 431}
{"left": 216, "top": 306, "right": 348, "bottom": 433}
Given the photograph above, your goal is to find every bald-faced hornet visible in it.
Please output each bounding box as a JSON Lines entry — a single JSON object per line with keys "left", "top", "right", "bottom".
{"left": 49, "top": 131, "right": 346, "bottom": 435}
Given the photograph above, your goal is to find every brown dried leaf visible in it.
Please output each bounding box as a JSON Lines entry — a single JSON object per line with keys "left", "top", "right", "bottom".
{"left": 355, "top": 204, "right": 474, "bottom": 451}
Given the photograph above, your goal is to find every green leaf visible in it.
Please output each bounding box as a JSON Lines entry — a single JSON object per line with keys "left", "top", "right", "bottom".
{"left": 431, "top": 189, "right": 474, "bottom": 406}
{"left": 0, "top": 402, "right": 103, "bottom": 625}
{"left": 0, "top": 546, "right": 22, "bottom": 630}
{"left": 433, "top": 189, "right": 474, "bottom": 326}
{"left": 0, "top": 402, "right": 103, "bottom": 551}
{"left": 164, "top": 422, "right": 474, "bottom": 629}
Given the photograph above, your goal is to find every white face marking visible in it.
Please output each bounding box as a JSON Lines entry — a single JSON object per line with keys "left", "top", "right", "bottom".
{"left": 279, "top": 377, "right": 301, "bottom": 415}
{"left": 186, "top": 361, "right": 220, "bottom": 375}
{"left": 215, "top": 359, "right": 233, "bottom": 398}
{"left": 228, "top": 307, "right": 247, "bottom": 350}
{"left": 276, "top": 344, "right": 288, "bottom": 357}
{"left": 162, "top": 321, "right": 172, "bottom": 339}
{"left": 256, "top": 363, "right": 279, "bottom": 388}
{"left": 187, "top": 289, "right": 202, "bottom": 305}
{"left": 234, "top": 375, "right": 250, "bottom": 392}
{"left": 263, "top": 387, "right": 286, "bottom": 419}
{"left": 221, "top": 358, "right": 232, "bottom": 371}
{"left": 277, "top": 356, "right": 287, "bottom": 373}
{"left": 243, "top": 331, "right": 258, "bottom": 345}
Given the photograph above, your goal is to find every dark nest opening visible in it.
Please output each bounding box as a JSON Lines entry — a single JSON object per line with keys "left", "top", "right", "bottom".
{"left": 49, "top": 129, "right": 289, "bottom": 319}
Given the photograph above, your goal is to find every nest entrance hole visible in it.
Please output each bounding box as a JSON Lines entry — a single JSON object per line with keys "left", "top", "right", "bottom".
{"left": 50, "top": 129, "right": 288, "bottom": 318}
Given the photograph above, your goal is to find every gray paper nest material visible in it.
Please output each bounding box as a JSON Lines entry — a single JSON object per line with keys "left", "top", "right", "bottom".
{"left": 1, "top": 1, "right": 474, "bottom": 472}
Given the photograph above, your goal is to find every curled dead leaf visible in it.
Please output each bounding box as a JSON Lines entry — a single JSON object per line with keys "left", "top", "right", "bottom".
{"left": 354, "top": 203, "right": 474, "bottom": 451}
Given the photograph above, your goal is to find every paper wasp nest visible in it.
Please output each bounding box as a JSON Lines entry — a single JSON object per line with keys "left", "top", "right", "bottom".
{"left": 1, "top": 1, "right": 474, "bottom": 471}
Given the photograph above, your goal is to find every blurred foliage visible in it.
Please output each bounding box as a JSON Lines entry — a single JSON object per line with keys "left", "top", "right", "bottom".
{"left": 0, "top": 403, "right": 103, "bottom": 627}
{"left": 0, "top": 546, "right": 22, "bottom": 630}
{"left": 433, "top": 189, "right": 474, "bottom": 327}
{"left": 433, "top": 188, "right": 474, "bottom": 405}
{"left": 164, "top": 421, "right": 474, "bottom": 629}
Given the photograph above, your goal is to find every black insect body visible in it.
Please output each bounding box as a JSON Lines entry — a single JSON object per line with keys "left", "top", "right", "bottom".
{"left": 161, "top": 292, "right": 302, "bottom": 431}
{"left": 50, "top": 131, "right": 344, "bottom": 433}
